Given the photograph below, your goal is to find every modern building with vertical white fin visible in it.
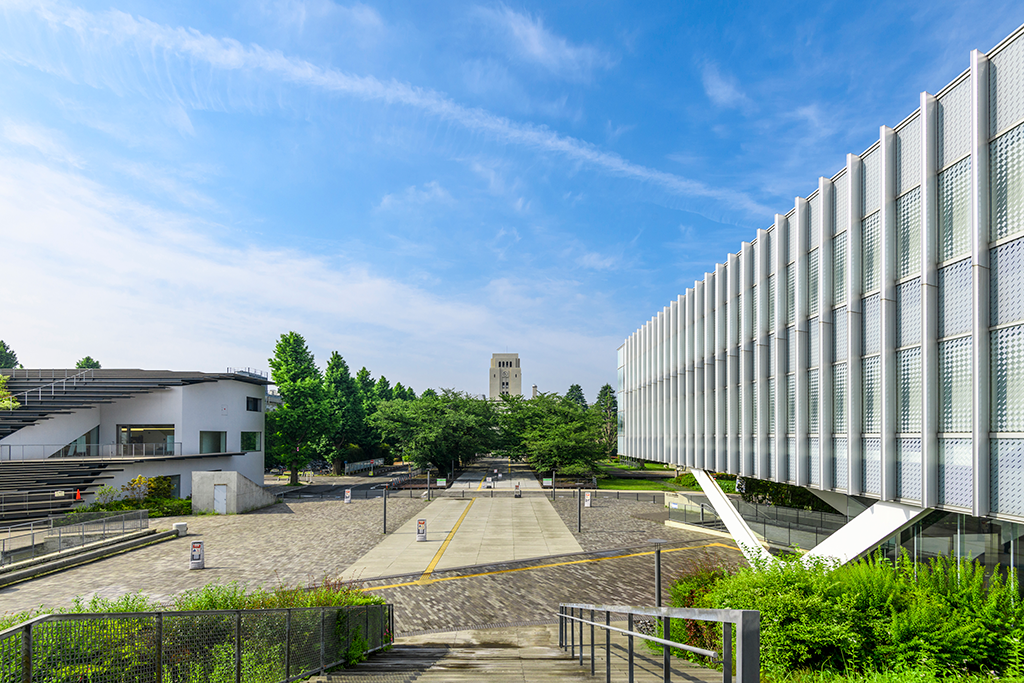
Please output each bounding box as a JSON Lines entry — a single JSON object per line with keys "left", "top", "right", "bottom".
{"left": 618, "top": 24, "right": 1024, "bottom": 569}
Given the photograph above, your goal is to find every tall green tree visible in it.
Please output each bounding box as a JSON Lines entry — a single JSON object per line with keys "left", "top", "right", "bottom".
{"left": 420, "top": 388, "right": 438, "bottom": 399}
{"left": 565, "top": 384, "right": 587, "bottom": 409}
{"left": 498, "top": 392, "right": 603, "bottom": 474}
{"left": 321, "top": 352, "right": 365, "bottom": 474}
{"left": 76, "top": 356, "right": 101, "bottom": 369}
{"left": 591, "top": 383, "right": 618, "bottom": 458}
{"left": 374, "top": 376, "right": 393, "bottom": 402}
{"left": 370, "top": 389, "right": 497, "bottom": 478}
{"left": 266, "top": 332, "right": 330, "bottom": 485}
{"left": 0, "top": 341, "right": 18, "bottom": 369}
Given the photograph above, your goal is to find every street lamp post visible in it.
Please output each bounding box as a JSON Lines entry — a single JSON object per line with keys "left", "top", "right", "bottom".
{"left": 577, "top": 485, "right": 582, "bottom": 533}
{"left": 382, "top": 485, "right": 388, "bottom": 535}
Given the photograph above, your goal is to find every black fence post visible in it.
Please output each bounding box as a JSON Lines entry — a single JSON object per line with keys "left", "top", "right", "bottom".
{"left": 590, "top": 608, "right": 595, "bottom": 676}
{"left": 578, "top": 609, "right": 583, "bottom": 666}
{"left": 285, "top": 610, "right": 291, "bottom": 679}
{"left": 155, "top": 613, "right": 163, "bottom": 683}
{"left": 722, "top": 622, "right": 733, "bottom": 683}
{"left": 319, "top": 607, "right": 326, "bottom": 674}
{"left": 627, "top": 612, "right": 634, "bottom": 683}
{"left": 20, "top": 622, "right": 31, "bottom": 683}
{"left": 605, "top": 610, "right": 611, "bottom": 683}
{"left": 234, "top": 612, "right": 242, "bottom": 683}
{"left": 662, "top": 616, "right": 671, "bottom": 682}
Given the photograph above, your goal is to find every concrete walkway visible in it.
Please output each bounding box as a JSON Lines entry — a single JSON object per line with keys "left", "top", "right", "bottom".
{"left": 341, "top": 495, "right": 582, "bottom": 581}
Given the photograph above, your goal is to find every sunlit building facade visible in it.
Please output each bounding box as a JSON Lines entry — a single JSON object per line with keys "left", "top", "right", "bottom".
{"left": 617, "top": 25, "right": 1024, "bottom": 567}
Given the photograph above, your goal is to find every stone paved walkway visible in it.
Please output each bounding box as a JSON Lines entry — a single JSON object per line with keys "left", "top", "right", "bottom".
{"left": 0, "top": 497, "right": 429, "bottom": 615}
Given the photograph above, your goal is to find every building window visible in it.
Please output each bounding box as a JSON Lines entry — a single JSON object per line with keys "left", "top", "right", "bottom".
{"left": 241, "top": 432, "right": 261, "bottom": 451}
{"left": 246, "top": 397, "right": 262, "bottom": 412}
{"left": 199, "top": 431, "right": 227, "bottom": 454}
{"left": 117, "top": 425, "right": 175, "bottom": 456}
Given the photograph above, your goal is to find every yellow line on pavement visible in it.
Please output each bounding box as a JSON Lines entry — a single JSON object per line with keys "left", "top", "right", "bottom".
{"left": 365, "top": 542, "right": 738, "bottom": 592}
{"left": 475, "top": 476, "right": 486, "bottom": 491}
{"left": 417, "top": 498, "right": 476, "bottom": 583}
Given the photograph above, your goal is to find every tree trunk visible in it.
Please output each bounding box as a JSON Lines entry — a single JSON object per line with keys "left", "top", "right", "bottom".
{"left": 289, "top": 466, "right": 299, "bottom": 486}
{"left": 333, "top": 459, "right": 343, "bottom": 475}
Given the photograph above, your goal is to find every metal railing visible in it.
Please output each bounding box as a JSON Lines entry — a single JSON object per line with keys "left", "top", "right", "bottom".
{"left": 7, "top": 369, "right": 94, "bottom": 405}
{"left": 558, "top": 603, "right": 759, "bottom": 683}
{"left": 343, "top": 459, "right": 386, "bottom": 475}
{"left": 0, "top": 603, "right": 393, "bottom": 683}
{"left": 1, "top": 510, "right": 148, "bottom": 567}
{"left": 668, "top": 501, "right": 842, "bottom": 549}
{"left": 0, "top": 442, "right": 183, "bottom": 460}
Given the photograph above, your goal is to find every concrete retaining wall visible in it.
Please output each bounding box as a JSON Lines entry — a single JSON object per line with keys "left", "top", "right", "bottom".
{"left": 191, "top": 471, "right": 278, "bottom": 514}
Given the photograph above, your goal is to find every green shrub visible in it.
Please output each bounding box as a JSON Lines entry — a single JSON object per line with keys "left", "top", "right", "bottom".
{"left": 670, "top": 551, "right": 1024, "bottom": 678}
{"left": 172, "top": 578, "right": 384, "bottom": 611}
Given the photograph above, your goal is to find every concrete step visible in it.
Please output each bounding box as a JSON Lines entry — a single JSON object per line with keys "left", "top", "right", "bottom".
{"left": 317, "top": 624, "right": 728, "bottom": 682}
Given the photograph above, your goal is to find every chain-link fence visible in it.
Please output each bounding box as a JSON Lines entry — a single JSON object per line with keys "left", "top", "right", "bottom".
{"left": 0, "top": 603, "right": 392, "bottom": 683}
{"left": 1, "top": 510, "right": 149, "bottom": 567}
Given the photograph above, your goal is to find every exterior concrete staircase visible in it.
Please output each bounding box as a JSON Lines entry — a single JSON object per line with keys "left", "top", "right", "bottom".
{"left": 316, "top": 624, "right": 725, "bottom": 682}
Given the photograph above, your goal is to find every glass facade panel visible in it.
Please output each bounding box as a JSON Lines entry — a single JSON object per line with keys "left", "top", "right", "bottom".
{"left": 787, "top": 376, "right": 795, "bottom": 435}
{"left": 898, "top": 347, "right": 922, "bottom": 433}
{"left": 768, "top": 276, "right": 776, "bottom": 331}
{"left": 991, "top": 236, "right": 1024, "bottom": 326}
{"left": 938, "top": 258, "right": 973, "bottom": 338}
{"left": 992, "top": 323, "right": 1024, "bottom": 432}
{"left": 864, "top": 438, "right": 881, "bottom": 495}
{"left": 834, "top": 363, "right": 847, "bottom": 433}
{"left": 834, "top": 307, "right": 848, "bottom": 361}
{"left": 939, "top": 438, "right": 973, "bottom": 509}
{"left": 834, "top": 437, "right": 848, "bottom": 490}
{"left": 897, "top": 279, "right": 922, "bottom": 347}
{"left": 897, "top": 438, "right": 922, "bottom": 501}
{"left": 768, "top": 377, "right": 775, "bottom": 435}
{"left": 863, "top": 150, "right": 880, "bottom": 216}
{"left": 863, "top": 294, "right": 881, "bottom": 355}
{"left": 809, "top": 368, "right": 819, "bottom": 433}
{"left": 991, "top": 439, "right": 1024, "bottom": 517}
{"left": 787, "top": 325, "right": 797, "bottom": 375}
{"left": 991, "top": 122, "right": 1024, "bottom": 243}
{"left": 939, "top": 336, "right": 973, "bottom": 433}
{"left": 834, "top": 233, "right": 847, "bottom": 304}
{"left": 809, "top": 320, "right": 819, "bottom": 368}
{"left": 938, "top": 157, "right": 971, "bottom": 261}
{"left": 809, "top": 437, "right": 820, "bottom": 487}
{"left": 863, "top": 356, "right": 881, "bottom": 433}
{"left": 863, "top": 213, "right": 881, "bottom": 292}
{"left": 809, "top": 249, "right": 819, "bottom": 317}
{"left": 897, "top": 187, "right": 922, "bottom": 279}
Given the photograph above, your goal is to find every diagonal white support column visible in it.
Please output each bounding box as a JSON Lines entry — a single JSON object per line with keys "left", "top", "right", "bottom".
{"left": 805, "top": 501, "right": 931, "bottom": 564}
{"left": 691, "top": 469, "right": 774, "bottom": 565}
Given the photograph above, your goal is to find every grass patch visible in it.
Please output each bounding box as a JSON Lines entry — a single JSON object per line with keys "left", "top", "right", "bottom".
{"left": 596, "top": 477, "right": 685, "bottom": 491}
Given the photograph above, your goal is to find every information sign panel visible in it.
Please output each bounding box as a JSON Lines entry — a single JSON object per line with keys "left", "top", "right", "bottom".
{"left": 416, "top": 519, "right": 427, "bottom": 542}
{"left": 189, "top": 541, "right": 205, "bottom": 570}
{"left": 344, "top": 489, "right": 352, "bottom": 504}
{"left": 584, "top": 491, "right": 592, "bottom": 508}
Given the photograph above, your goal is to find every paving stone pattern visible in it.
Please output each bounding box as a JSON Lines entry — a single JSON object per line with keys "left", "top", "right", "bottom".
{"left": 0, "top": 497, "right": 429, "bottom": 615}
{"left": 551, "top": 494, "right": 712, "bottom": 551}
{"left": 372, "top": 540, "right": 741, "bottom": 635}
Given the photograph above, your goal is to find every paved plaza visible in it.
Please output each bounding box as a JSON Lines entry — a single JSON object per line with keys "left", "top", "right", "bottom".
{"left": 0, "top": 458, "right": 743, "bottom": 638}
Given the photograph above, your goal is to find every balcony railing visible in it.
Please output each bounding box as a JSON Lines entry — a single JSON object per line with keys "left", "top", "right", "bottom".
{"left": 0, "top": 443, "right": 183, "bottom": 461}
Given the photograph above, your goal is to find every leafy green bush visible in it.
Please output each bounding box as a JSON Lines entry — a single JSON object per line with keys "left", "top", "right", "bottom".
{"left": 668, "top": 552, "right": 1024, "bottom": 678}
{"left": 670, "top": 472, "right": 737, "bottom": 493}
{"left": 172, "top": 578, "right": 384, "bottom": 611}
{"left": 71, "top": 496, "right": 191, "bottom": 518}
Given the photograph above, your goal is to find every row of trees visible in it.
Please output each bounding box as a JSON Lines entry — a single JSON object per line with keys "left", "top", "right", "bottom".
{"left": 266, "top": 332, "right": 423, "bottom": 483}
{"left": 0, "top": 341, "right": 101, "bottom": 369}
{"left": 266, "top": 331, "right": 618, "bottom": 484}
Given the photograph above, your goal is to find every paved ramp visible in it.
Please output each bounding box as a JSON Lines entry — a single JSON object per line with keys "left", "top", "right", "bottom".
{"left": 342, "top": 496, "right": 582, "bottom": 581}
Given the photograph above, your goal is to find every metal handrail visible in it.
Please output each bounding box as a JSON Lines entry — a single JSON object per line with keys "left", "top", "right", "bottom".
{"left": 558, "top": 602, "right": 759, "bottom": 683}
{"left": 11, "top": 369, "right": 94, "bottom": 404}
{"left": 561, "top": 611, "right": 717, "bottom": 658}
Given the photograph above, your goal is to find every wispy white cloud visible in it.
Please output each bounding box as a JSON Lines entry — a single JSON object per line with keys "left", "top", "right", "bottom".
{"left": 2, "top": 120, "right": 84, "bottom": 167}
{"left": 251, "top": 0, "right": 383, "bottom": 33}
{"left": 701, "top": 62, "right": 751, "bottom": 109}
{"left": 576, "top": 251, "right": 618, "bottom": 270}
{"left": 475, "top": 4, "right": 614, "bottom": 82}
{"left": 377, "top": 181, "right": 453, "bottom": 210}
{"left": 0, "top": 2, "right": 770, "bottom": 218}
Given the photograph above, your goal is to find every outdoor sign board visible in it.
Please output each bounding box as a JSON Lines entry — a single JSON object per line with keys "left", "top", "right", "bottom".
{"left": 189, "top": 541, "right": 205, "bottom": 570}
{"left": 344, "top": 489, "right": 351, "bottom": 504}
{"left": 437, "top": 478, "right": 447, "bottom": 487}
{"left": 416, "top": 519, "right": 427, "bottom": 542}
{"left": 542, "top": 478, "right": 552, "bottom": 487}
{"left": 584, "top": 491, "right": 592, "bottom": 508}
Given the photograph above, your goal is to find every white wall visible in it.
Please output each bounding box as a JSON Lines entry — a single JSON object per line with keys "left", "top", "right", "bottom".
{"left": 181, "top": 381, "right": 265, "bottom": 454}
{"left": 99, "top": 452, "right": 264, "bottom": 499}
{"left": 98, "top": 388, "right": 184, "bottom": 447}
{"left": 0, "top": 406, "right": 100, "bottom": 452}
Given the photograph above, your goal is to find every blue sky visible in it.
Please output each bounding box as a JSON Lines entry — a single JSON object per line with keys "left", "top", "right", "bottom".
{"left": 1, "top": 0, "right": 1021, "bottom": 400}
